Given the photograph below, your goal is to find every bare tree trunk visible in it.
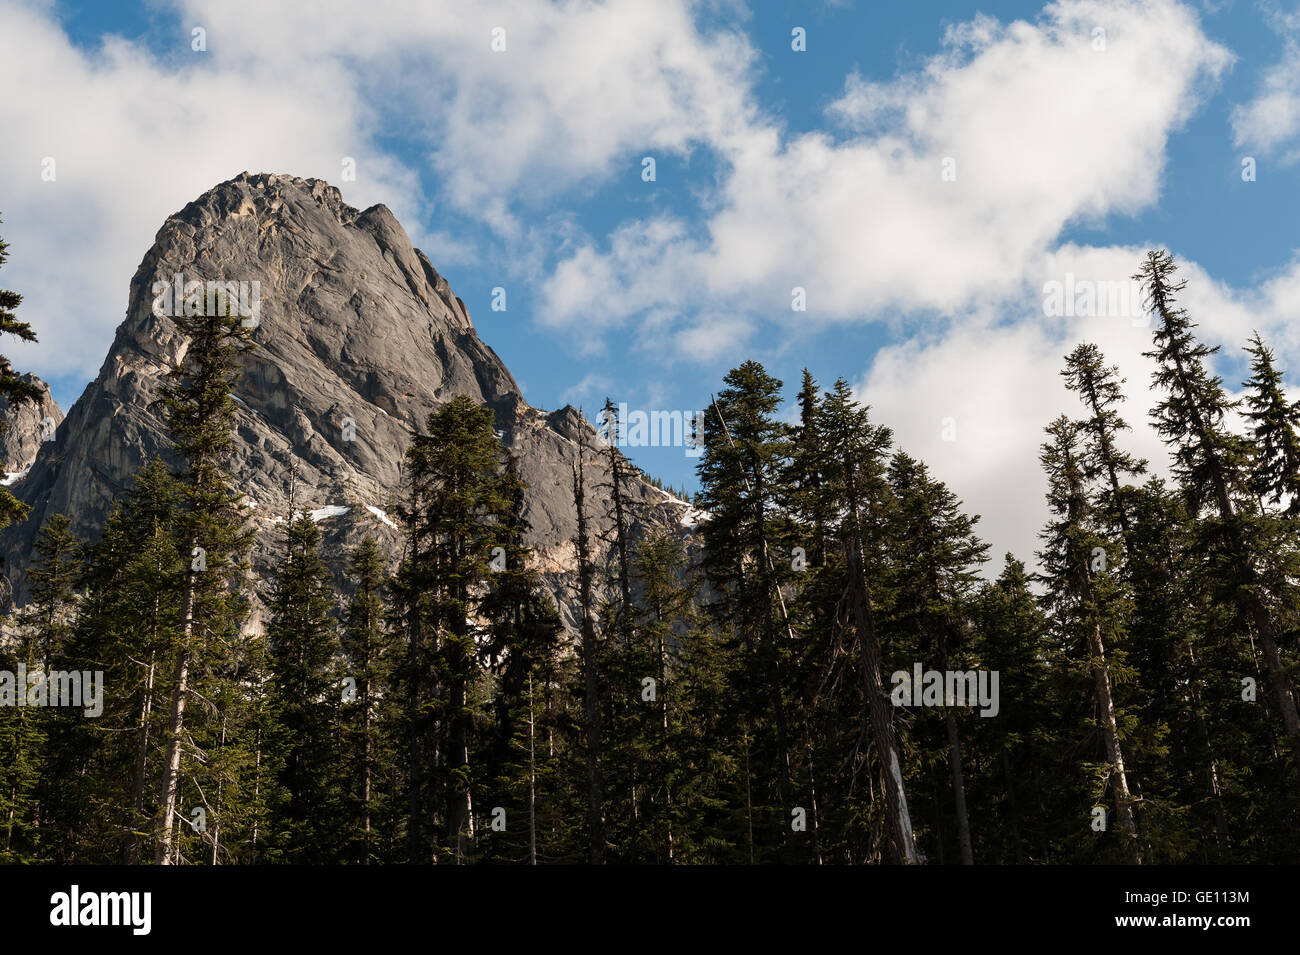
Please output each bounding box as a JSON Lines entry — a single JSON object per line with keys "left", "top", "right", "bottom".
{"left": 252, "top": 723, "right": 262, "bottom": 854}
{"left": 943, "top": 707, "right": 974, "bottom": 865}
{"left": 156, "top": 558, "right": 198, "bottom": 866}
{"left": 362, "top": 672, "right": 372, "bottom": 865}
{"left": 658, "top": 625, "right": 674, "bottom": 863}
{"left": 833, "top": 431, "right": 920, "bottom": 865}
{"left": 127, "top": 647, "right": 156, "bottom": 864}
{"left": 847, "top": 551, "right": 918, "bottom": 863}
{"left": 446, "top": 666, "right": 470, "bottom": 863}
{"left": 807, "top": 737, "right": 823, "bottom": 865}
{"left": 1185, "top": 646, "right": 1230, "bottom": 849}
{"left": 528, "top": 675, "right": 537, "bottom": 866}
{"left": 1087, "top": 618, "right": 1140, "bottom": 863}
{"left": 210, "top": 716, "right": 226, "bottom": 865}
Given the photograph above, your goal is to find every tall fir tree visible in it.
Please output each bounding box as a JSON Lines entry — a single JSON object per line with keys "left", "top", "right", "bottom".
{"left": 338, "top": 536, "right": 398, "bottom": 864}
{"left": 814, "top": 378, "right": 920, "bottom": 863}
{"left": 970, "top": 556, "right": 1055, "bottom": 863}
{"left": 1136, "top": 250, "right": 1300, "bottom": 741}
{"left": 630, "top": 530, "right": 696, "bottom": 863}
{"left": 786, "top": 369, "right": 833, "bottom": 569}
{"left": 595, "top": 397, "right": 644, "bottom": 860}
{"left": 21, "top": 515, "right": 84, "bottom": 861}
{"left": 1037, "top": 416, "right": 1142, "bottom": 863}
{"left": 0, "top": 515, "right": 79, "bottom": 862}
{"left": 155, "top": 292, "right": 255, "bottom": 864}
{"left": 571, "top": 424, "right": 607, "bottom": 864}
{"left": 46, "top": 460, "right": 183, "bottom": 863}
{"left": 883, "top": 451, "right": 988, "bottom": 864}
{"left": 265, "top": 512, "right": 343, "bottom": 862}
{"left": 391, "top": 395, "right": 516, "bottom": 863}
{"left": 697, "top": 361, "right": 802, "bottom": 862}
{"left": 477, "top": 453, "right": 566, "bottom": 864}
{"left": 1062, "top": 343, "right": 1147, "bottom": 550}
{"left": 21, "top": 514, "right": 81, "bottom": 671}
{"left": 1242, "top": 332, "right": 1300, "bottom": 516}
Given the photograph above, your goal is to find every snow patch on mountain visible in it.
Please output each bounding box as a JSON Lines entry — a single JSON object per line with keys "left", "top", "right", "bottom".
{"left": 310, "top": 504, "right": 351, "bottom": 522}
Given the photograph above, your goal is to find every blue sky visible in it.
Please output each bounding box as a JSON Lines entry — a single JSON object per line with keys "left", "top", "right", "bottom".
{"left": 3, "top": 0, "right": 1299, "bottom": 565}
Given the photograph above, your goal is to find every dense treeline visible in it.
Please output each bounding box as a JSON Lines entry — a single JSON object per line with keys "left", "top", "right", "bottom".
{"left": 1, "top": 247, "right": 1298, "bottom": 863}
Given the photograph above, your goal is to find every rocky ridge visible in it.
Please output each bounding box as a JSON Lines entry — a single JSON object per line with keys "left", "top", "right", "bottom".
{"left": 0, "top": 172, "right": 696, "bottom": 629}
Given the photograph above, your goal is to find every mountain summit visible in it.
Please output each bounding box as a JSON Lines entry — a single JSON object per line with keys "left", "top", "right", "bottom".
{"left": 1, "top": 172, "right": 688, "bottom": 625}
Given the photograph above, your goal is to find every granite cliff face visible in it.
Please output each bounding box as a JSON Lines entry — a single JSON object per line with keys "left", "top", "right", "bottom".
{"left": 0, "top": 373, "right": 62, "bottom": 476}
{"left": 0, "top": 172, "right": 692, "bottom": 627}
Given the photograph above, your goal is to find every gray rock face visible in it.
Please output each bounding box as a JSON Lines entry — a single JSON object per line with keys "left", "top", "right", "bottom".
{"left": 0, "top": 172, "right": 693, "bottom": 628}
{"left": 0, "top": 374, "right": 62, "bottom": 474}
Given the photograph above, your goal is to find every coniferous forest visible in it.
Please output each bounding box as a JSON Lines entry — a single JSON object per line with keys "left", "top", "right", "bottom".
{"left": 1, "top": 236, "right": 1297, "bottom": 866}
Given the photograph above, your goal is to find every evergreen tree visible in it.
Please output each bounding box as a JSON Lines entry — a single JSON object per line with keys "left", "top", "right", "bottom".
{"left": 1136, "top": 251, "right": 1300, "bottom": 741}
{"left": 595, "top": 398, "right": 643, "bottom": 859}
{"left": 338, "top": 536, "right": 397, "bottom": 864}
{"left": 1123, "top": 478, "right": 1235, "bottom": 862}
{"left": 0, "top": 628, "right": 45, "bottom": 862}
{"left": 814, "top": 378, "right": 920, "bottom": 863}
{"left": 1062, "top": 343, "right": 1147, "bottom": 549}
{"left": 48, "top": 460, "right": 183, "bottom": 863}
{"left": 21, "top": 514, "right": 81, "bottom": 671}
{"left": 155, "top": 292, "right": 255, "bottom": 864}
{"left": 0, "top": 515, "right": 78, "bottom": 862}
{"left": 697, "top": 361, "right": 801, "bottom": 862}
{"left": 883, "top": 451, "right": 988, "bottom": 864}
{"left": 265, "top": 512, "right": 343, "bottom": 862}
{"left": 0, "top": 515, "right": 83, "bottom": 863}
{"left": 970, "top": 556, "right": 1055, "bottom": 863}
{"left": 631, "top": 531, "right": 696, "bottom": 862}
{"left": 7, "top": 238, "right": 1300, "bottom": 865}
{"left": 571, "top": 426, "right": 607, "bottom": 864}
{"left": 786, "top": 369, "right": 833, "bottom": 569}
{"left": 21, "top": 515, "right": 84, "bottom": 861}
{"left": 1037, "top": 416, "right": 1141, "bottom": 863}
{"left": 1242, "top": 332, "right": 1300, "bottom": 516}
{"left": 480, "top": 450, "right": 569, "bottom": 863}
{"left": 390, "top": 395, "right": 515, "bottom": 863}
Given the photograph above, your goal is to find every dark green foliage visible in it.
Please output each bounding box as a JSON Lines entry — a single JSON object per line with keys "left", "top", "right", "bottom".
{"left": 881, "top": 451, "right": 988, "bottom": 865}
{"left": 265, "top": 513, "right": 343, "bottom": 862}
{"left": 154, "top": 291, "right": 256, "bottom": 864}
{"left": 1062, "top": 342, "right": 1147, "bottom": 547}
{"left": 389, "top": 395, "right": 519, "bottom": 864}
{"left": 0, "top": 515, "right": 79, "bottom": 862}
{"left": 337, "top": 536, "right": 400, "bottom": 864}
{"left": 1242, "top": 333, "right": 1300, "bottom": 516}
{"left": 1137, "top": 251, "right": 1300, "bottom": 750}
{"left": 4, "top": 245, "right": 1300, "bottom": 864}
{"left": 1036, "top": 416, "right": 1143, "bottom": 863}
{"left": 696, "top": 361, "right": 804, "bottom": 862}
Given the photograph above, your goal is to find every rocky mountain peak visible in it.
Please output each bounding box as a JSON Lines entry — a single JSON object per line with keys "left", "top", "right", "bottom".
{"left": 2, "top": 173, "right": 691, "bottom": 626}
